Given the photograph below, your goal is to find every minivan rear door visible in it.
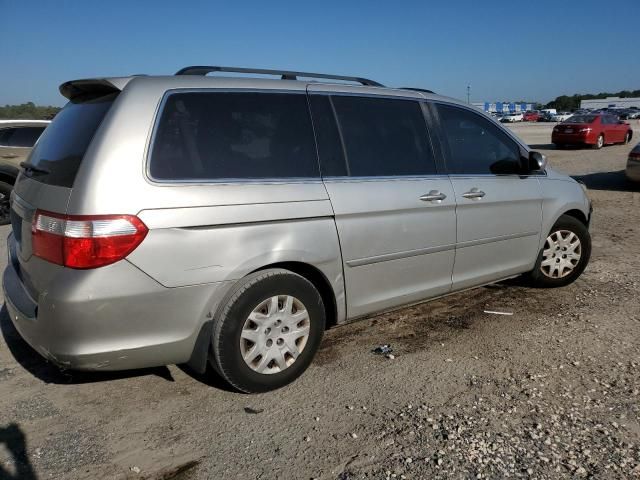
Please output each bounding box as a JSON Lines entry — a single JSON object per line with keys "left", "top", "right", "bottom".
{"left": 308, "top": 87, "right": 457, "bottom": 318}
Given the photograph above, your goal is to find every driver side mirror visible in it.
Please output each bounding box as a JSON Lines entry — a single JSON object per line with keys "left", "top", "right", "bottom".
{"left": 528, "top": 151, "right": 547, "bottom": 172}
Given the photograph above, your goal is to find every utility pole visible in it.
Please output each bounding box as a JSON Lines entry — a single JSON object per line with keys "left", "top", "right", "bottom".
{"left": 467, "top": 84, "right": 471, "bottom": 104}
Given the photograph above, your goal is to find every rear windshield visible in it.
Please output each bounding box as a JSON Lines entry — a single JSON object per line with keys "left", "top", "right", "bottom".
{"left": 25, "top": 93, "right": 117, "bottom": 187}
{"left": 564, "top": 115, "right": 596, "bottom": 124}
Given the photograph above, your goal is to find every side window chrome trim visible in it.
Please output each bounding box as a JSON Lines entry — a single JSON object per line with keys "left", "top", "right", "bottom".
{"left": 144, "top": 88, "right": 318, "bottom": 186}
{"left": 321, "top": 174, "right": 448, "bottom": 182}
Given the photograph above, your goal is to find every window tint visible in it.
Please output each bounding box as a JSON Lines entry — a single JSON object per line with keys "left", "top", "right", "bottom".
{"left": 0, "top": 128, "right": 15, "bottom": 145}
{"left": 5, "top": 127, "right": 46, "bottom": 147}
{"left": 330, "top": 96, "right": 435, "bottom": 177}
{"left": 437, "top": 104, "right": 522, "bottom": 175}
{"left": 28, "top": 93, "right": 116, "bottom": 187}
{"left": 150, "top": 92, "right": 319, "bottom": 180}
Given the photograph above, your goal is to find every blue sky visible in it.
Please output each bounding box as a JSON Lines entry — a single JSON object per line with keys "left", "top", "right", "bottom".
{"left": 2, "top": 0, "right": 639, "bottom": 106}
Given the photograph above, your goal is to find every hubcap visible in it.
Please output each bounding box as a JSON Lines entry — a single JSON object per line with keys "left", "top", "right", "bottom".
{"left": 240, "top": 295, "right": 310, "bottom": 374}
{"left": 540, "top": 230, "right": 581, "bottom": 279}
{"left": 597, "top": 136, "right": 603, "bottom": 148}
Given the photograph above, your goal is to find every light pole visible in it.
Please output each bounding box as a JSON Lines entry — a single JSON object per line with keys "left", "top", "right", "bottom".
{"left": 467, "top": 84, "right": 470, "bottom": 104}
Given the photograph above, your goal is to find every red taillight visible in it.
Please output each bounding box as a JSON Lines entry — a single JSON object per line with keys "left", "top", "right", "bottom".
{"left": 32, "top": 211, "right": 148, "bottom": 269}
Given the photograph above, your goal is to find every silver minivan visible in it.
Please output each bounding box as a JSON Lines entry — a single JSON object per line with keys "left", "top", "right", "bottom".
{"left": 3, "top": 67, "right": 592, "bottom": 392}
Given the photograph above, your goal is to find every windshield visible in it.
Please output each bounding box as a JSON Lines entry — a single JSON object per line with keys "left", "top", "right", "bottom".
{"left": 563, "top": 115, "right": 596, "bottom": 124}
{"left": 25, "top": 93, "right": 117, "bottom": 188}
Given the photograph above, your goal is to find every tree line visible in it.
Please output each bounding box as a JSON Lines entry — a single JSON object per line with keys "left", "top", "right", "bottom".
{"left": 0, "top": 102, "right": 61, "bottom": 120}
{"left": 545, "top": 89, "right": 640, "bottom": 111}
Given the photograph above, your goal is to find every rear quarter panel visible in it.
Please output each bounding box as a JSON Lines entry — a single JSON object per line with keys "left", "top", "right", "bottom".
{"left": 67, "top": 77, "right": 347, "bottom": 323}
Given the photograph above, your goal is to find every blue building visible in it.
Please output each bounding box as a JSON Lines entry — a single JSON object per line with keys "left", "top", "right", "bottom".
{"left": 472, "top": 102, "right": 535, "bottom": 113}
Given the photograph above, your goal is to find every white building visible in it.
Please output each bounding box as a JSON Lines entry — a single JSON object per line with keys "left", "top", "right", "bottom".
{"left": 580, "top": 97, "right": 640, "bottom": 109}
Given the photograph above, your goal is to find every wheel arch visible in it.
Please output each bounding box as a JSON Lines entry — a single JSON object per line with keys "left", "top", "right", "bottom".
{"left": 251, "top": 261, "right": 338, "bottom": 330}
{"left": 186, "top": 261, "right": 342, "bottom": 375}
{"left": 562, "top": 208, "right": 589, "bottom": 227}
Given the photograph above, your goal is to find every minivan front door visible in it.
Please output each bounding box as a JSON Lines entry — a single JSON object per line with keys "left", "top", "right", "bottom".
{"left": 308, "top": 90, "right": 457, "bottom": 318}
{"left": 432, "top": 102, "right": 543, "bottom": 290}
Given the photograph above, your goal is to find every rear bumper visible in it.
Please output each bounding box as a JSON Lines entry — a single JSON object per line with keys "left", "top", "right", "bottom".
{"left": 3, "top": 234, "right": 230, "bottom": 371}
{"left": 551, "top": 132, "right": 594, "bottom": 145}
{"left": 626, "top": 158, "right": 640, "bottom": 182}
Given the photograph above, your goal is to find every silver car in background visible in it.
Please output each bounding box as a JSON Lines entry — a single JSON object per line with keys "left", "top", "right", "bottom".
{"left": 626, "top": 142, "right": 640, "bottom": 182}
{"left": 3, "top": 66, "right": 592, "bottom": 392}
{"left": 0, "top": 120, "right": 50, "bottom": 224}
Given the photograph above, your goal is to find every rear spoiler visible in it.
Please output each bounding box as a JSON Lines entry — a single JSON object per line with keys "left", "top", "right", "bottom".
{"left": 59, "top": 77, "right": 133, "bottom": 100}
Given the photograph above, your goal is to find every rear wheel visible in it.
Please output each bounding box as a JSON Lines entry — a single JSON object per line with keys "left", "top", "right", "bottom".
{"left": 527, "top": 215, "right": 591, "bottom": 288}
{"left": 623, "top": 131, "right": 632, "bottom": 145}
{"left": 594, "top": 134, "right": 604, "bottom": 149}
{"left": 0, "top": 181, "right": 13, "bottom": 226}
{"left": 210, "top": 269, "right": 325, "bottom": 393}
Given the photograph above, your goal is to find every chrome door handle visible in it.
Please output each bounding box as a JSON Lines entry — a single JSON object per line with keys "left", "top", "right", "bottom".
{"left": 462, "top": 189, "right": 486, "bottom": 199}
{"left": 419, "top": 191, "right": 447, "bottom": 202}
{"left": 1, "top": 154, "right": 18, "bottom": 159}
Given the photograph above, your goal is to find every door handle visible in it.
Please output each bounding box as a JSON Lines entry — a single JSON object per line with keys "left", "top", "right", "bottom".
{"left": 462, "top": 188, "right": 486, "bottom": 199}
{"left": 1, "top": 154, "right": 18, "bottom": 159}
{"left": 419, "top": 190, "right": 447, "bottom": 202}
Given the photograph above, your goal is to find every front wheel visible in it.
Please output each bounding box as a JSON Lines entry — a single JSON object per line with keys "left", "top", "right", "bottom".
{"left": 623, "top": 131, "right": 632, "bottom": 145}
{"left": 527, "top": 215, "right": 591, "bottom": 288}
{"left": 210, "top": 269, "right": 325, "bottom": 393}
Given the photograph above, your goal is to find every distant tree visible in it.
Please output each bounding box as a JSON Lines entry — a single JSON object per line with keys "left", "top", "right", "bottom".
{"left": 0, "top": 103, "right": 61, "bottom": 120}
{"left": 545, "top": 88, "right": 640, "bottom": 110}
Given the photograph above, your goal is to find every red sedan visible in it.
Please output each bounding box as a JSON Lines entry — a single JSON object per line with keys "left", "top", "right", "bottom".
{"left": 552, "top": 114, "right": 633, "bottom": 149}
{"left": 523, "top": 111, "right": 540, "bottom": 122}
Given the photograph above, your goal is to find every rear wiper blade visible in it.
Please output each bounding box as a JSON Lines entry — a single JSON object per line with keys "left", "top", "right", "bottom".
{"left": 20, "top": 161, "right": 50, "bottom": 175}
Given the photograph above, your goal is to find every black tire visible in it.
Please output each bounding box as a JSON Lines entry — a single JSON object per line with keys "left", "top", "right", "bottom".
{"left": 527, "top": 215, "right": 591, "bottom": 288}
{"left": 0, "top": 181, "right": 13, "bottom": 226}
{"left": 623, "top": 131, "right": 632, "bottom": 145}
{"left": 594, "top": 134, "right": 604, "bottom": 149}
{"left": 210, "top": 268, "right": 325, "bottom": 393}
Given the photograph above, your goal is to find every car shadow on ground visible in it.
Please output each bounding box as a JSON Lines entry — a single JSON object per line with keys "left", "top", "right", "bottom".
{"left": 0, "top": 423, "right": 37, "bottom": 480}
{"left": 0, "top": 305, "right": 175, "bottom": 385}
{"left": 528, "top": 143, "right": 558, "bottom": 151}
{"left": 572, "top": 170, "right": 638, "bottom": 193}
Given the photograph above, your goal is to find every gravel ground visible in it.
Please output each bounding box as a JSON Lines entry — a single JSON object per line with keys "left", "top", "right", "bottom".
{"left": 0, "top": 121, "right": 639, "bottom": 479}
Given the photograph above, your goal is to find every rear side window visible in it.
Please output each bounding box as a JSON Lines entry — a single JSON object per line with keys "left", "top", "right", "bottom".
{"left": 149, "top": 92, "right": 319, "bottom": 180}
{"left": 27, "top": 93, "right": 117, "bottom": 187}
{"left": 1, "top": 127, "right": 46, "bottom": 147}
{"left": 436, "top": 104, "right": 522, "bottom": 175}
{"left": 330, "top": 96, "right": 435, "bottom": 177}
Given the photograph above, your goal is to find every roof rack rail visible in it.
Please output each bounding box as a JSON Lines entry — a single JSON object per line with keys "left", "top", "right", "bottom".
{"left": 175, "top": 65, "right": 384, "bottom": 87}
{"left": 402, "top": 87, "right": 435, "bottom": 94}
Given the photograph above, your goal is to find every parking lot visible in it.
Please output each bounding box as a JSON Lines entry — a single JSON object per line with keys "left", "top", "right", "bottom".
{"left": 0, "top": 121, "right": 639, "bottom": 479}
